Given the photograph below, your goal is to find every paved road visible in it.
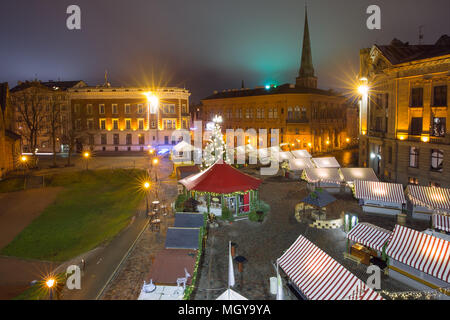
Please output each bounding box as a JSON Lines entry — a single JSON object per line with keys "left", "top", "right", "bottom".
{"left": 59, "top": 156, "right": 174, "bottom": 300}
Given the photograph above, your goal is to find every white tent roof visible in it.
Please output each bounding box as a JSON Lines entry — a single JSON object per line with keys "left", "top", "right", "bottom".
{"left": 312, "top": 157, "right": 341, "bottom": 168}
{"left": 291, "top": 150, "right": 312, "bottom": 158}
{"left": 173, "top": 141, "right": 198, "bottom": 153}
{"left": 303, "top": 168, "right": 343, "bottom": 184}
{"left": 289, "top": 158, "right": 315, "bottom": 171}
{"left": 340, "top": 168, "right": 379, "bottom": 183}
{"left": 216, "top": 289, "right": 248, "bottom": 300}
{"left": 279, "top": 151, "right": 295, "bottom": 161}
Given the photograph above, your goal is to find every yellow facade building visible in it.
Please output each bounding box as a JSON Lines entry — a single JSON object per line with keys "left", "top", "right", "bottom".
{"left": 359, "top": 35, "right": 450, "bottom": 187}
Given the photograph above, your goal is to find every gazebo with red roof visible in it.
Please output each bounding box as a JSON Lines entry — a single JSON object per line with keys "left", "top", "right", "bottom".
{"left": 178, "top": 161, "right": 262, "bottom": 216}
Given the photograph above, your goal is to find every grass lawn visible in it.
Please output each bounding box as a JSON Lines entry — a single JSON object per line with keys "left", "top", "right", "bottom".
{"left": 1, "top": 169, "right": 146, "bottom": 262}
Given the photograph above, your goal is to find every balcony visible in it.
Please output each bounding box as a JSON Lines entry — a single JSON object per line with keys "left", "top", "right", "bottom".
{"left": 286, "top": 118, "right": 309, "bottom": 124}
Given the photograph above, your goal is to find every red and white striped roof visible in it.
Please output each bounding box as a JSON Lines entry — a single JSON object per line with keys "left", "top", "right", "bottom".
{"left": 303, "top": 168, "right": 343, "bottom": 184}
{"left": 278, "top": 235, "right": 383, "bottom": 300}
{"left": 406, "top": 185, "right": 450, "bottom": 213}
{"left": 386, "top": 225, "right": 450, "bottom": 283}
{"left": 354, "top": 180, "right": 406, "bottom": 204}
{"left": 433, "top": 214, "right": 450, "bottom": 233}
{"left": 347, "top": 223, "right": 392, "bottom": 252}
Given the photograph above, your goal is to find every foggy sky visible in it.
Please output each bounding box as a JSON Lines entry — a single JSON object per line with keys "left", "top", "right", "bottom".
{"left": 1, "top": 0, "right": 449, "bottom": 103}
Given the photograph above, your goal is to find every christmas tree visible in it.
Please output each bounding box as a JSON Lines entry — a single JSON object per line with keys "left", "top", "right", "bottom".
{"left": 203, "top": 116, "right": 230, "bottom": 168}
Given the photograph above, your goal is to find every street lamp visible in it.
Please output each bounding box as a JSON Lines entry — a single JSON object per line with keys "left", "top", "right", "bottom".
{"left": 152, "top": 157, "right": 159, "bottom": 183}
{"left": 143, "top": 181, "right": 150, "bottom": 215}
{"left": 83, "top": 151, "right": 90, "bottom": 170}
{"left": 46, "top": 278, "right": 56, "bottom": 300}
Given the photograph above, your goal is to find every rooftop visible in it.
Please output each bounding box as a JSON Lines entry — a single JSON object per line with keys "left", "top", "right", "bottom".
{"left": 202, "top": 83, "right": 343, "bottom": 101}
{"left": 375, "top": 34, "right": 450, "bottom": 65}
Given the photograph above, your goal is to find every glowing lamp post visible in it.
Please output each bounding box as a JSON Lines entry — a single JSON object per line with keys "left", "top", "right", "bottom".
{"left": 143, "top": 181, "right": 150, "bottom": 215}
{"left": 46, "top": 278, "right": 56, "bottom": 300}
{"left": 83, "top": 151, "right": 90, "bottom": 170}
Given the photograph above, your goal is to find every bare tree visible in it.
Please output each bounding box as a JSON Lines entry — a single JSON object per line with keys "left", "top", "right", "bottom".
{"left": 48, "top": 98, "right": 61, "bottom": 167}
{"left": 62, "top": 117, "right": 83, "bottom": 167}
{"left": 14, "top": 84, "right": 48, "bottom": 167}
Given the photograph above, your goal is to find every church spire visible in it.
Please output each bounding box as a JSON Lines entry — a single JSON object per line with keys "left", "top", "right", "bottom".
{"left": 296, "top": 4, "right": 317, "bottom": 89}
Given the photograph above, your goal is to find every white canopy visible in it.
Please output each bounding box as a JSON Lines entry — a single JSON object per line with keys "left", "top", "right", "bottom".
{"left": 291, "top": 150, "right": 312, "bottom": 158}
{"left": 279, "top": 151, "right": 295, "bottom": 161}
{"left": 216, "top": 289, "right": 248, "bottom": 300}
{"left": 340, "top": 168, "right": 379, "bottom": 183}
{"left": 303, "top": 168, "right": 343, "bottom": 184}
{"left": 288, "top": 158, "right": 315, "bottom": 171}
{"left": 173, "top": 141, "right": 198, "bottom": 153}
{"left": 312, "top": 157, "right": 341, "bottom": 168}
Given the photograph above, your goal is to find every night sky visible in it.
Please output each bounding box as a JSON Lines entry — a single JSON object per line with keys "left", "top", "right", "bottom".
{"left": 1, "top": 0, "right": 449, "bottom": 103}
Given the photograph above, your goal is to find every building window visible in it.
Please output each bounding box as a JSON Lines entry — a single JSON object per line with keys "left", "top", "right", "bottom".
{"left": 112, "top": 104, "right": 118, "bottom": 114}
{"left": 125, "top": 104, "right": 131, "bottom": 114}
{"left": 151, "top": 120, "right": 156, "bottom": 129}
{"left": 273, "top": 108, "right": 278, "bottom": 119}
{"left": 126, "top": 134, "right": 132, "bottom": 145}
{"left": 409, "top": 147, "right": 419, "bottom": 168}
{"left": 138, "top": 104, "right": 144, "bottom": 114}
{"left": 410, "top": 117, "right": 423, "bottom": 135}
{"left": 100, "top": 119, "right": 106, "bottom": 130}
{"left": 268, "top": 108, "right": 273, "bottom": 119}
{"left": 138, "top": 119, "right": 144, "bottom": 130}
{"left": 113, "top": 134, "right": 119, "bottom": 145}
{"left": 238, "top": 108, "right": 242, "bottom": 119}
{"left": 125, "top": 119, "right": 131, "bottom": 130}
{"left": 76, "top": 119, "right": 82, "bottom": 130}
{"left": 87, "top": 119, "right": 94, "bottom": 130}
{"left": 375, "top": 94, "right": 383, "bottom": 108}
{"left": 410, "top": 88, "right": 423, "bottom": 107}
{"left": 227, "top": 109, "right": 232, "bottom": 119}
{"left": 431, "top": 149, "right": 443, "bottom": 172}
{"left": 182, "top": 119, "right": 188, "bottom": 129}
{"left": 287, "top": 107, "right": 293, "bottom": 120}
{"left": 301, "top": 107, "right": 307, "bottom": 120}
{"left": 375, "top": 117, "right": 383, "bottom": 132}
{"left": 74, "top": 104, "right": 80, "bottom": 113}
{"left": 182, "top": 104, "right": 187, "bottom": 113}
{"left": 431, "top": 117, "right": 446, "bottom": 137}
{"left": 388, "top": 146, "right": 392, "bottom": 164}
{"left": 113, "top": 119, "right": 118, "bottom": 130}
{"left": 101, "top": 134, "right": 107, "bottom": 145}
{"left": 87, "top": 104, "right": 93, "bottom": 115}
{"left": 433, "top": 85, "right": 447, "bottom": 107}
{"left": 408, "top": 177, "right": 419, "bottom": 185}
{"left": 138, "top": 135, "right": 145, "bottom": 145}
{"left": 294, "top": 106, "right": 301, "bottom": 119}
{"left": 99, "top": 104, "right": 105, "bottom": 114}
{"left": 163, "top": 104, "right": 175, "bottom": 114}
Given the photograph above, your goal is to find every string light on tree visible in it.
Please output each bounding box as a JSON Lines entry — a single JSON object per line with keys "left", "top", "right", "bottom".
{"left": 202, "top": 115, "right": 230, "bottom": 169}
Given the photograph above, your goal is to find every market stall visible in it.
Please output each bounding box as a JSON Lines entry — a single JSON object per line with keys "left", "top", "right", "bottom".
{"left": 291, "top": 149, "right": 312, "bottom": 158}
{"left": 339, "top": 168, "right": 379, "bottom": 192}
{"left": 405, "top": 185, "right": 450, "bottom": 220}
{"left": 277, "top": 235, "right": 383, "bottom": 300}
{"left": 432, "top": 214, "right": 450, "bottom": 233}
{"left": 172, "top": 141, "right": 200, "bottom": 163}
{"left": 165, "top": 227, "right": 201, "bottom": 250}
{"left": 354, "top": 180, "right": 406, "bottom": 215}
{"left": 138, "top": 249, "right": 197, "bottom": 300}
{"left": 178, "top": 161, "right": 262, "bottom": 216}
{"left": 296, "top": 189, "right": 337, "bottom": 222}
{"left": 311, "top": 157, "right": 341, "bottom": 168}
{"left": 346, "top": 222, "right": 392, "bottom": 265}
{"left": 385, "top": 225, "right": 450, "bottom": 297}
{"left": 174, "top": 212, "right": 205, "bottom": 229}
{"left": 302, "top": 168, "right": 344, "bottom": 193}
{"left": 285, "top": 157, "right": 315, "bottom": 179}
